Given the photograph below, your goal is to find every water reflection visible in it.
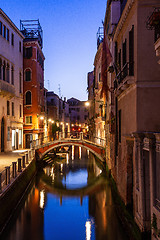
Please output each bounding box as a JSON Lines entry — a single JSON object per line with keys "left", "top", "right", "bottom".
{"left": 2, "top": 147, "right": 128, "bottom": 240}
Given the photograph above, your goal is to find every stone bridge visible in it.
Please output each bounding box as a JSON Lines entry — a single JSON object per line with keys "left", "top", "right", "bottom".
{"left": 33, "top": 134, "right": 106, "bottom": 163}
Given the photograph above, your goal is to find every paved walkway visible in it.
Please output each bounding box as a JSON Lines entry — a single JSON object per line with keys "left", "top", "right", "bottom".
{"left": 0, "top": 150, "right": 29, "bottom": 172}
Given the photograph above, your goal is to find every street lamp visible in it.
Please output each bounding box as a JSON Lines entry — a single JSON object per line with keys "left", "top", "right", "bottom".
{"left": 85, "top": 101, "right": 90, "bottom": 107}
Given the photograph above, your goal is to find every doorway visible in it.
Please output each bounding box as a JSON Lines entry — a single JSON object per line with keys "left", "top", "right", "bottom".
{"left": 25, "top": 134, "right": 32, "bottom": 149}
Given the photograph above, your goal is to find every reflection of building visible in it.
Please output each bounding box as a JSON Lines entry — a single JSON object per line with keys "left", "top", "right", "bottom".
{"left": 0, "top": 9, "right": 24, "bottom": 152}
{"left": 21, "top": 20, "right": 47, "bottom": 148}
{"left": 67, "top": 97, "right": 89, "bottom": 131}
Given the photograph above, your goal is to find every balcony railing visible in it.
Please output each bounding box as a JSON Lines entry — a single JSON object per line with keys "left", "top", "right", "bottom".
{"left": 0, "top": 80, "right": 15, "bottom": 96}
{"left": 114, "top": 62, "right": 134, "bottom": 90}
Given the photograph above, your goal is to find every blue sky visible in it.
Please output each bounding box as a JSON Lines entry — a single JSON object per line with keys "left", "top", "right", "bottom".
{"left": 1, "top": 0, "right": 107, "bottom": 100}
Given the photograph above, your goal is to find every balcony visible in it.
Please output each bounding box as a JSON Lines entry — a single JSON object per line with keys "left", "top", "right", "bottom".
{"left": 0, "top": 80, "right": 15, "bottom": 97}
{"left": 114, "top": 62, "right": 135, "bottom": 94}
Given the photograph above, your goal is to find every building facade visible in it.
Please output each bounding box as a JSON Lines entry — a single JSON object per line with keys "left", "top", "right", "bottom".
{"left": 103, "top": 0, "right": 160, "bottom": 237}
{"left": 21, "top": 20, "right": 47, "bottom": 148}
{"left": 0, "top": 9, "right": 24, "bottom": 152}
{"left": 67, "top": 97, "right": 89, "bottom": 134}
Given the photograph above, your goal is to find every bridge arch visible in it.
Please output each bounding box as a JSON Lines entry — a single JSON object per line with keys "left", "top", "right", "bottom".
{"left": 35, "top": 140, "right": 105, "bottom": 163}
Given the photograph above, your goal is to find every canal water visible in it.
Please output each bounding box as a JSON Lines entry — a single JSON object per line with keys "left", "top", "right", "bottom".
{"left": 2, "top": 146, "right": 128, "bottom": 240}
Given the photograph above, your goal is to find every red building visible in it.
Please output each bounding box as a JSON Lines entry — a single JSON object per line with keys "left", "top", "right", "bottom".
{"left": 20, "top": 20, "right": 46, "bottom": 148}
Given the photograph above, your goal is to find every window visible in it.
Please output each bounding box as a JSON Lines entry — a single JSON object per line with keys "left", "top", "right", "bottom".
{"left": 24, "top": 47, "right": 32, "bottom": 59}
{"left": 25, "top": 116, "right": 32, "bottom": 124}
{"left": 7, "top": 127, "right": 10, "bottom": 141}
{"left": 12, "top": 102, "right": 14, "bottom": 116}
{"left": 6, "top": 29, "right": 9, "bottom": 41}
{"left": 122, "top": 39, "right": 127, "bottom": 66}
{"left": 19, "top": 72, "right": 22, "bottom": 93}
{"left": 19, "top": 41, "right": 21, "bottom": 52}
{"left": 118, "top": 109, "right": 121, "bottom": 143}
{"left": 25, "top": 69, "right": 31, "bottom": 81}
{"left": 20, "top": 104, "right": 22, "bottom": 118}
{"left": 114, "top": 41, "right": 118, "bottom": 65}
{"left": 11, "top": 33, "right": 14, "bottom": 46}
{"left": 11, "top": 66, "right": 14, "bottom": 85}
{"left": 129, "top": 25, "right": 134, "bottom": 76}
{"left": 6, "top": 63, "right": 9, "bottom": 83}
{"left": 7, "top": 100, "right": 10, "bottom": 115}
{"left": 25, "top": 91, "right": 32, "bottom": 105}
{"left": 3, "top": 61, "right": 6, "bottom": 81}
{"left": 19, "top": 129, "right": 22, "bottom": 146}
{"left": 0, "top": 21, "right": 2, "bottom": 35}
{"left": 3, "top": 25, "right": 6, "bottom": 38}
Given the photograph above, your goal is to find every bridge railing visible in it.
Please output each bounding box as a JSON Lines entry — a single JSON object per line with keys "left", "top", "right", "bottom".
{"left": 30, "top": 132, "right": 106, "bottom": 151}
{"left": 93, "top": 137, "right": 106, "bottom": 147}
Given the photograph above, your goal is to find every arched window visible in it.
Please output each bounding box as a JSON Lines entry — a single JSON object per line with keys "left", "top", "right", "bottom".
{"left": 11, "top": 66, "right": 14, "bottom": 85}
{"left": 0, "top": 58, "right": 2, "bottom": 80}
{"left": 25, "top": 68, "right": 31, "bottom": 82}
{"left": 25, "top": 91, "right": 32, "bottom": 105}
{"left": 6, "top": 63, "right": 10, "bottom": 83}
{"left": 3, "top": 61, "right": 6, "bottom": 81}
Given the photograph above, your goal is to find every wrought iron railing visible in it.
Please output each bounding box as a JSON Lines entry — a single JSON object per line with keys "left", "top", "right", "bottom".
{"left": 114, "top": 62, "right": 134, "bottom": 89}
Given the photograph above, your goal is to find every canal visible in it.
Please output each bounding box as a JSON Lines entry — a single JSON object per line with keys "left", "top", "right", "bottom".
{"left": 2, "top": 146, "right": 128, "bottom": 240}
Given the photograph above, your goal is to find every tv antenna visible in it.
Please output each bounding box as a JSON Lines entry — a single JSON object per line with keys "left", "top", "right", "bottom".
{"left": 47, "top": 80, "right": 50, "bottom": 89}
{"left": 58, "top": 84, "right": 61, "bottom": 98}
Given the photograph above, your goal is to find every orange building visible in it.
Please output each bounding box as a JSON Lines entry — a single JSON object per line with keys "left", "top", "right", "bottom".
{"left": 20, "top": 20, "right": 46, "bottom": 148}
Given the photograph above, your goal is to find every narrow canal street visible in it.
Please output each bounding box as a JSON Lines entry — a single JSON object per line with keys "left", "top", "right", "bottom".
{"left": 2, "top": 147, "right": 128, "bottom": 240}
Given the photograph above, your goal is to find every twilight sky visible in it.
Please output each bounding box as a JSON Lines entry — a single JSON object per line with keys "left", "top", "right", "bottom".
{"left": 1, "top": 0, "right": 107, "bottom": 101}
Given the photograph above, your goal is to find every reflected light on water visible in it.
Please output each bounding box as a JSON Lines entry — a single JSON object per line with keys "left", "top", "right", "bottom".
{"left": 40, "top": 190, "right": 45, "bottom": 209}
{"left": 87, "top": 150, "right": 89, "bottom": 157}
{"left": 72, "top": 146, "right": 74, "bottom": 160}
{"left": 66, "top": 153, "right": 69, "bottom": 164}
{"left": 79, "top": 147, "right": 81, "bottom": 159}
{"left": 60, "top": 164, "right": 63, "bottom": 173}
{"left": 85, "top": 220, "right": 91, "bottom": 240}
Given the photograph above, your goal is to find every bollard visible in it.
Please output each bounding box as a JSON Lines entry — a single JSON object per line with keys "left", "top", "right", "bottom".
{"left": 25, "top": 153, "right": 28, "bottom": 164}
{"left": 28, "top": 150, "right": 31, "bottom": 161}
{"left": 80, "top": 132, "right": 83, "bottom": 140}
{"left": 22, "top": 155, "right": 26, "bottom": 168}
{"left": 8, "top": 166, "right": 10, "bottom": 184}
{"left": 12, "top": 162, "right": 17, "bottom": 178}
{"left": 0, "top": 172, "right": 2, "bottom": 193}
{"left": 5, "top": 167, "right": 8, "bottom": 185}
{"left": 18, "top": 158, "right": 22, "bottom": 172}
